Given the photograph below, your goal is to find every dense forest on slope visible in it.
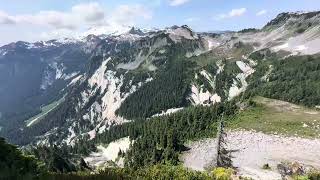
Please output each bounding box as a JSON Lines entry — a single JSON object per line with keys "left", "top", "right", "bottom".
{"left": 116, "top": 58, "right": 194, "bottom": 119}
{"left": 116, "top": 39, "right": 204, "bottom": 120}
{"left": 70, "top": 102, "right": 237, "bottom": 169}
{"left": 123, "top": 105, "right": 226, "bottom": 168}
{"left": 246, "top": 54, "right": 320, "bottom": 107}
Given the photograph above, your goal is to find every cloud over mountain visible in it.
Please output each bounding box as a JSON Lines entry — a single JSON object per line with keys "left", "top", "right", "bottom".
{"left": 0, "top": 2, "right": 152, "bottom": 41}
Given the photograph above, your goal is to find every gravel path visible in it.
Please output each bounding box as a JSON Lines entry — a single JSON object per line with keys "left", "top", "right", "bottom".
{"left": 181, "top": 130, "right": 320, "bottom": 180}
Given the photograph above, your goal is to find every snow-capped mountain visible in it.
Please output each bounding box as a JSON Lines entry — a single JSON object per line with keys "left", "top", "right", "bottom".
{"left": 1, "top": 11, "right": 320, "bottom": 146}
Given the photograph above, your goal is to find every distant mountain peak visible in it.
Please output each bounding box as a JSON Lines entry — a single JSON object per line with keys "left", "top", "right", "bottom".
{"left": 128, "top": 27, "right": 145, "bottom": 36}
{"left": 264, "top": 11, "right": 320, "bottom": 28}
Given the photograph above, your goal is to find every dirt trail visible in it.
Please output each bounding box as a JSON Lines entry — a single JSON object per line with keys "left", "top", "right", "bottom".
{"left": 181, "top": 130, "right": 320, "bottom": 180}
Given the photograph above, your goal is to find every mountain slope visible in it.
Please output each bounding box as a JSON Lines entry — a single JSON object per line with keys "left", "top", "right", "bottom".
{"left": 1, "top": 11, "right": 320, "bottom": 149}
{"left": 0, "top": 36, "right": 111, "bottom": 143}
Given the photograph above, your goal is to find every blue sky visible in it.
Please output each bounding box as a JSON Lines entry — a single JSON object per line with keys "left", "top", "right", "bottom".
{"left": 0, "top": 0, "right": 319, "bottom": 45}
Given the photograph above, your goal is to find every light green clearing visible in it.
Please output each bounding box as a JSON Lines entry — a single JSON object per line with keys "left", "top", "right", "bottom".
{"left": 26, "top": 97, "right": 65, "bottom": 127}
{"left": 228, "top": 96, "right": 320, "bottom": 138}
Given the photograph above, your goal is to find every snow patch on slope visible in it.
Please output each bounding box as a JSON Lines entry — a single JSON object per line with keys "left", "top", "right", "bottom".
{"left": 65, "top": 126, "right": 76, "bottom": 145}
{"left": 261, "top": 65, "right": 273, "bottom": 82}
{"left": 236, "top": 61, "right": 255, "bottom": 75}
{"left": 228, "top": 61, "right": 255, "bottom": 100}
{"left": 68, "top": 75, "right": 83, "bottom": 86}
{"left": 0, "top": 49, "right": 7, "bottom": 56}
{"left": 115, "top": 33, "right": 145, "bottom": 42}
{"left": 152, "top": 108, "right": 184, "bottom": 117}
{"left": 63, "top": 72, "right": 79, "bottom": 80}
{"left": 272, "top": 26, "right": 320, "bottom": 55}
{"left": 189, "top": 70, "right": 221, "bottom": 106}
{"left": 216, "top": 60, "right": 225, "bottom": 74}
{"left": 200, "top": 70, "right": 215, "bottom": 88}
{"left": 237, "top": 23, "right": 320, "bottom": 55}
{"left": 203, "top": 36, "right": 221, "bottom": 50}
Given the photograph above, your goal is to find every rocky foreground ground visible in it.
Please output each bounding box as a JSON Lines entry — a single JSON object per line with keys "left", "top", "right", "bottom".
{"left": 181, "top": 130, "right": 320, "bottom": 180}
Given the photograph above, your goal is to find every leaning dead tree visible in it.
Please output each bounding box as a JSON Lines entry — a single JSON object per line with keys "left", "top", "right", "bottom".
{"left": 216, "top": 114, "right": 233, "bottom": 168}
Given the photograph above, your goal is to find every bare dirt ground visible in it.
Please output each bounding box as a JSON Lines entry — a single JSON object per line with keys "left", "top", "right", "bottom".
{"left": 181, "top": 130, "right": 320, "bottom": 180}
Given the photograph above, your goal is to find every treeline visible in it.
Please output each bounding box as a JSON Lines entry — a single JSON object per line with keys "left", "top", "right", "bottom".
{"left": 247, "top": 54, "right": 320, "bottom": 107}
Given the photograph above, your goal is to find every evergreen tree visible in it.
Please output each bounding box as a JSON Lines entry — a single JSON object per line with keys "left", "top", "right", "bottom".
{"left": 216, "top": 115, "right": 233, "bottom": 168}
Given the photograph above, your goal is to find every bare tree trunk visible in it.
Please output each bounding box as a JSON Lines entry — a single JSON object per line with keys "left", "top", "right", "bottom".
{"left": 216, "top": 114, "right": 232, "bottom": 168}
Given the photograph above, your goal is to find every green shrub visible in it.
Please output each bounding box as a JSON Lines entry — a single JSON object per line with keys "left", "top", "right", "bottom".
{"left": 39, "top": 165, "right": 213, "bottom": 180}
{"left": 212, "top": 167, "right": 234, "bottom": 180}
{"left": 293, "top": 175, "right": 309, "bottom": 180}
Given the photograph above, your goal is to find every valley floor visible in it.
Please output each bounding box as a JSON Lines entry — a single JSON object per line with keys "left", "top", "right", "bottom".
{"left": 181, "top": 130, "right": 320, "bottom": 180}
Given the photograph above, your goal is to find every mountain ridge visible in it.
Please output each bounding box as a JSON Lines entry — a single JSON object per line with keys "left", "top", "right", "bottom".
{"left": 0, "top": 11, "right": 320, "bottom": 147}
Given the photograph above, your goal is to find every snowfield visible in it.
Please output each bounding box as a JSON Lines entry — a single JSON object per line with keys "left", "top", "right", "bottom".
{"left": 181, "top": 130, "right": 320, "bottom": 180}
{"left": 271, "top": 26, "right": 320, "bottom": 55}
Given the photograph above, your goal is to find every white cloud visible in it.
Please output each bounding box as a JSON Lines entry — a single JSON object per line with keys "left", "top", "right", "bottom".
{"left": 111, "top": 4, "right": 152, "bottom": 24}
{"left": 0, "top": 2, "right": 153, "bottom": 42}
{"left": 169, "top": 0, "right": 190, "bottom": 6}
{"left": 256, "top": 10, "right": 267, "bottom": 16}
{"left": 0, "top": 11, "right": 15, "bottom": 24}
{"left": 72, "top": 2, "right": 105, "bottom": 22}
{"left": 229, "top": 8, "right": 247, "bottom": 17}
{"left": 0, "top": 2, "right": 106, "bottom": 29}
{"left": 185, "top": 17, "right": 199, "bottom": 22}
{"left": 215, "top": 8, "right": 247, "bottom": 20}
